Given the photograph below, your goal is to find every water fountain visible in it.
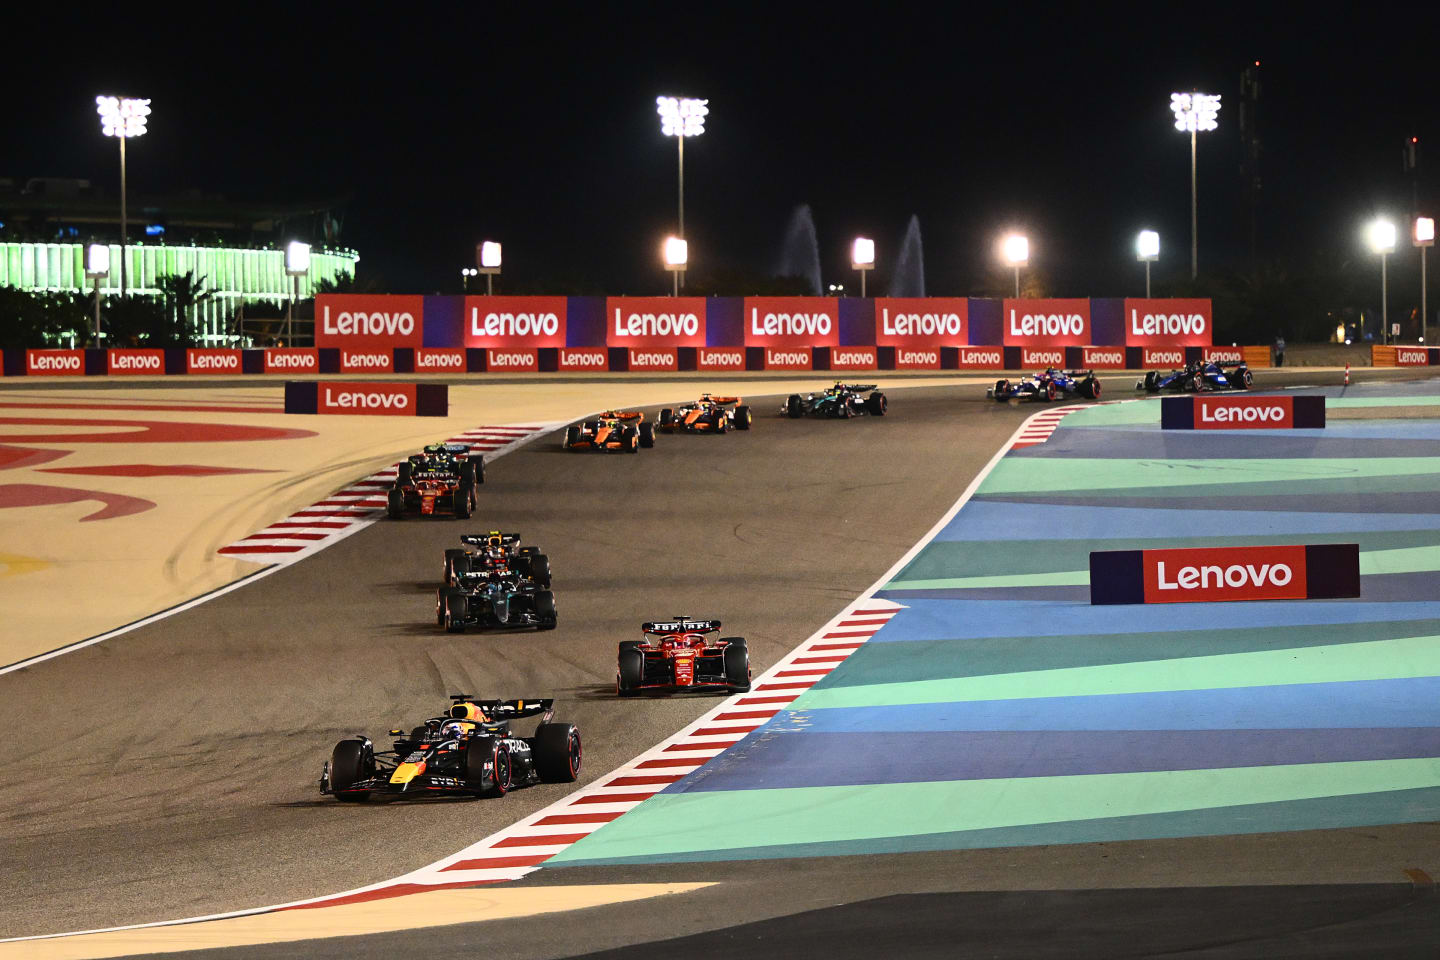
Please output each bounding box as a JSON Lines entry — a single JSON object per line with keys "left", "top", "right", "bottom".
{"left": 776, "top": 204, "right": 822, "bottom": 295}
{"left": 888, "top": 215, "right": 925, "bottom": 297}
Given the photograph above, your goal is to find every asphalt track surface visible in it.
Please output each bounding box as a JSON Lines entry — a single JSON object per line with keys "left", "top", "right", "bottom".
{"left": 6, "top": 368, "right": 1439, "bottom": 958}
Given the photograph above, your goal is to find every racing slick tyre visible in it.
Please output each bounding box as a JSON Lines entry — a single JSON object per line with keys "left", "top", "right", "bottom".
{"left": 786, "top": 395, "right": 803, "bottom": 419}
{"left": 866, "top": 392, "right": 888, "bottom": 416}
{"left": 459, "top": 460, "right": 476, "bottom": 485}
{"left": 525, "top": 554, "right": 552, "bottom": 589}
{"left": 1078, "top": 377, "right": 1100, "bottom": 400}
{"left": 387, "top": 488, "right": 405, "bottom": 519}
{"left": 443, "top": 590, "right": 468, "bottom": 633}
{"left": 564, "top": 425, "right": 580, "bottom": 449}
{"left": 330, "top": 739, "right": 374, "bottom": 802}
{"left": 659, "top": 408, "right": 675, "bottom": 431}
{"left": 467, "top": 737, "right": 511, "bottom": 798}
{"left": 453, "top": 482, "right": 474, "bottom": 519}
{"left": 1040, "top": 381, "right": 1058, "bottom": 402}
{"left": 617, "top": 649, "right": 644, "bottom": 696}
{"left": 444, "top": 549, "right": 467, "bottom": 584}
{"left": 722, "top": 638, "right": 751, "bottom": 692}
{"left": 396, "top": 461, "right": 413, "bottom": 485}
{"left": 624, "top": 427, "right": 640, "bottom": 453}
{"left": 993, "top": 379, "right": 1010, "bottom": 402}
{"left": 1143, "top": 371, "right": 1160, "bottom": 393}
{"left": 534, "top": 723, "right": 582, "bottom": 783}
{"left": 735, "top": 405, "right": 753, "bottom": 429}
{"left": 1235, "top": 368, "right": 1253, "bottom": 389}
{"left": 470, "top": 455, "right": 486, "bottom": 484}
{"left": 535, "top": 590, "right": 557, "bottom": 629}
{"left": 638, "top": 421, "right": 656, "bottom": 448}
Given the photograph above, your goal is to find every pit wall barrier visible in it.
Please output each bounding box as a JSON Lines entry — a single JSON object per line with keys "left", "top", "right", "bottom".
{"left": 1, "top": 344, "right": 1294, "bottom": 376}
{"left": 1372, "top": 345, "right": 1435, "bottom": 367}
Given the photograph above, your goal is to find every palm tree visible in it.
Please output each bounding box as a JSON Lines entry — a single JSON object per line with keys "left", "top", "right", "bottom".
{"left": 154, "top": 271, "right": 215, "bottom": 346}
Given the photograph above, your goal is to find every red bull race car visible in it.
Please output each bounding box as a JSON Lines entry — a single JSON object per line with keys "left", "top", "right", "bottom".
{"left": 386, "top": 443, "right": 483, "bottom": 519}
{"left": 616, "top": 618, "right": 750, "bottom": 696}
{"left": 657, "top": 395, "right": 753, "bottom": 433}
{"left": 321, "top": 695, "right": 580, "bottom": 801}
{"left": 444, "top": 531, "right": 551, "bottom": 587}
{"left": 562, "top": 411, "right": 656, "bottom": 452}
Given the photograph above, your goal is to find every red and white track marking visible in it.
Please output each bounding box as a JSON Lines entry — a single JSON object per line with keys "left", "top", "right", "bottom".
{"left": 1008, "top": 405, "right": 1085, "bottom": 449}
{"left": 218, "top": 425, "right": 547, "bottom": 564}
{"left": 285, "top": 598, "right": 904, "bottom": 908}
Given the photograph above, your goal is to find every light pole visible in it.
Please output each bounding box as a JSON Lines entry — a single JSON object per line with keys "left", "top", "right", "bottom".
{"left": 1170, "top": 92, "right": 1220, "bottom": 280}
{"left": 285, "top": 241, "right": 310, "bottom": 346}
{"left": 461, "top": 267, "right": 477, "bottom": 293}
{"left": 1137, "top": 230, "right": 1160, "bottom": 297}
{"left": 663, "top": 236, "right": 688, "bottom": 297}
{"left": 1367, "top": 219, "right": 1397, "bottom": 344}
{"left": 95, "top": 96, "right": 151, "bottom": 299}
{"left": 656, "top": 96, "right": 707, "bottom": 291}
{"left": 1002, "top": 234, "right": 1028, "bottom": 297}
{"left": 477, "top": 241, "right": 502, "bottom": 295}
{"left": 851, "top": 237, "right": 875, "bottom": 297}
{"left": 1416, "top": 217, "right": 1434, "bottom": 344}
{"left": 85, "top": 243, "right": 110, "bottom": 344}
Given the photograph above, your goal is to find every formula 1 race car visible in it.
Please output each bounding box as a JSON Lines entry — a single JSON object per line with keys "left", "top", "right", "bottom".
{"left": 320, "top": 695, "right": 581, "bottom": 802}
{"left": 444, "top": 532, "right": 551, "bottom": 588}
{"left": 562, "top": 411, "right": 655, "bottom": 452}
{"left": 387, "top": 444, "right": 482, "bottom": 520}
{"left": 988, "top": 369, "right": 1102, "bottom": 402}
{"left": 616, "top": 618, "right": 750, "bottom": 696}
{"left": 1138, "top": 361, "right": 1253, "bottom": 393}
{"left": 782, "top": 383, "right": 888, "bottom": 419}
{"left": 657, "top": 395, "right": 753, "bottom": 433}
{"left": 437, "top": 563, "right": 557, "bottom": 632}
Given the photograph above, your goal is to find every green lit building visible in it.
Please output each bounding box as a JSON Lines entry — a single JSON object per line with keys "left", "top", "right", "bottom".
{"left": 0, "top": 178, "right": 359, "bottom": 343}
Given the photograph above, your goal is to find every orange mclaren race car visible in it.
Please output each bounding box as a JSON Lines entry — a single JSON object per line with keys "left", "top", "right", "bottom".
{"left": 617, "top": 618, "right": 750, "bottom": 696}
{"left": 657, "top": 394, "right": 753, "bottom": 433}
{"left": 562, "top": 410, "right": 655, "bottom": 452}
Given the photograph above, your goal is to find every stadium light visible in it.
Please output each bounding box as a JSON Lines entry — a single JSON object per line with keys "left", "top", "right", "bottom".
{"left": 1170, "top": 91, "right": 1221, "bottom": 279}
{"left": 95, "top": 95, "right": 150, "bottom": 298}
{"left": 85, "top": 243, "right": 110, "bottom": 341}
{"left": 851, "top": 237, "right": 875, "bottom": 297}
{"left": 476, "top": 240, "right": 502, "bottom": 295}
{"left": 1136, "top": 229, "right": 1159, "bottom": 297}
{"left": 1368, "top": 219, "right": 1397, "bottom": 344}
{"left": 284, "top": 241, "right": 311, "bottom": 343}
{"left": 1002, "top": 234, "right": 1028, "bottom": 298}
{"left": 663, "top": 236, "right": 687, "bottom": 296}
{"left": 1417, "top": 217, "right": 1435, "bottom": 345}
{"left": 657, "top": 95, "right": 707, "bottom": 291}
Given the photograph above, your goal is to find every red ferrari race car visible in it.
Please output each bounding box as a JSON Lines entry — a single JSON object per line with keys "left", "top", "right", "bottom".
{"left": 386, "top": 443, "right": 482, "bottom": 519}
{"left": 562, "top": 411, "right": 656, "bottom": 453}
{"left": 657, "top": 395, "right": 753, "bottom": 434}
{"left": 616, "top": 618, "right": 750, "bottom": 696}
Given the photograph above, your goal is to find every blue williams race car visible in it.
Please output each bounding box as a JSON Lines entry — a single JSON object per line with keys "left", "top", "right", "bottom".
{"left": 1138, "top": 361, "right": 1252, "bottom": 393}
{"left": 988, "top": 369, "right": 1102, "bottom": 402}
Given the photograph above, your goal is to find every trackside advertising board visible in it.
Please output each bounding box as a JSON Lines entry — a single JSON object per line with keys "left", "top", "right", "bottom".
{"left": 1162, "top": 395, "right": 1325, "bottom": 430}
{"left": 1002, "top": 299, "right": 1090, "bottom": 347}
{"left": 315, "top": 295, "right": 424, "bottom": 349}
{"left": 1082, "top": 346, "right": 1127, "bottom": 369}
{"left": 606, "top": 297, "right": 706, "bottom": 347}
{"left": 956, "top": 346, "right": 1003, "bottom": 369}
{"left": 875, "top": 298, "right": 968, "bottom": 346}
{"left": 1090, "top": 543, "right": 1360, "bottom": 605}
{"left": 284, "top": 381, "right": 448, "bottom": 417}
{"left": 830, "top": 346, "right": 877, "bottom": 370}
{"left": 263, "top": 348, "right": 319, "bottom": 373}
{"left": 26, "top": 349, "right": 84, "bottom": 376}
{"left": 558, "top": 347, "right": 609, "bottom": 371}
{"left": 744, "top": 298, "right": 840, "bottom": 347}
{"left": 464, "top": 297, "right": 567, "bottom": 348}
{"left": 185, "top": 349, "right": 242, "bottom": 374}
{"left": 340, "top": 349, "right": 394, "bottom": 373}
{"left": 697, "top": 347, "right": 746, "bottom": 371}
{"left": 106, "top": 349, "right": 165, "bottom": 375}
{"left": 413, "top": 348, "right": 467, "bottom": 373}
{"left": 1123, "top": 299, "right": 1212, "bottom": 346}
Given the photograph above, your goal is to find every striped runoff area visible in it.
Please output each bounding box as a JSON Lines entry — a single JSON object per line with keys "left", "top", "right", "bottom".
{"left": 217, "top": 425, "right": 546, "bottom": 564}
{"left": 1009, "top": 404, "right": 1086, "bottom": 449}
{"left": 535, "top": 384, "right": 1440, "bottom": 867}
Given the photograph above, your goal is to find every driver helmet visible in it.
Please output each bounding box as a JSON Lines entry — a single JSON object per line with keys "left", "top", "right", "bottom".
{"left": 439, "top": 720, "right": 473, "bottom": 739}
{"left": 486, "top": 544, "right": 507, "bottom": 563}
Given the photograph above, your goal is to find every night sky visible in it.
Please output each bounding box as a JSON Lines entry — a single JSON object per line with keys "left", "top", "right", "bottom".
{"left": 9, "top": 4, "right": 1436, "bottom": 300}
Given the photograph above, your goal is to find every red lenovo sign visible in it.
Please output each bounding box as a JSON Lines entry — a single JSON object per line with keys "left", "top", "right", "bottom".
{"left": 895, "top": 347, "right": 941, "bottom": 370}
{"left": 606, "top": 297, "right": 705, "bottom": 347}
{"left": 465, "top": 296, "right": 566, "bottom": 348}
{"left": 744, "top": 298, "right": 839, "bottom": 347}
{"left": 957, "top": 346, "right": 1003, "bottom": 369}
{"left": 697, "top": 347, "right": 745, "bottom": 371}
{"left": 1003, "top": 298, "right": 1090, "bottom": 346}
{"left": 26, "top": 349, "right": 84, "bottom": 376}
{"left": 1142, "top": 346, "right": 1187, "bottom": 368}
{"left": 1021, "top": 347, "right": 1065, "bottom": 367}
{"left": 318, "top": 382, "right": 417, "bottom": 415}
{"left": 186, "top": 349, "right": 241, "bottom": 373}
{"left": 764, "top": 346, "right": 813, "bottom": 370}
{"left": 627, "top": 348, "right": 677, "bottom": 372}
{"left": 1163, "top": 394, "right": 1325, "bottom": 430}
{"left": 1082, "top": 346, "right": 1126, "bottom": 369}
{"left": 558, "top": 347, "right": 609, "bottom": 371}
{"left": 414, "top": 348, "right": 466, "bottom": 372}
{"left": 316, "top": 295, "right": 423, "bottom": 348}
{"left": 263, "top": 348, "right": 319, "bottom": 373}
{"left": 107, "top": 349, "right": 164, "bottom": 375}
{"left": 1395, "top": 347, "right": 1430, "bottom": 366}
{"left": 830, "top": 346, "right": 877, "bottom": 370}
{"left": 1203, "top": 346, "right": 1244, "bottom": 363}
{"left": 875, "top": 298, "right": 967, "bottom": 346}
{"left": 1091, "top": 543, "right": 1359, "bottom": 605}
{"left": 340, "top": 349, "right": 394, "bottom": 373}
{"left": 1124, "top": 299, "right": 1212, "bottom": 346}
{"left": 486, "top": 349, "right": 538, "bottom": 372}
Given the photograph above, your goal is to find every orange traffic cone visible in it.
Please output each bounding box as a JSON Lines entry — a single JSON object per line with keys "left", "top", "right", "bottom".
{"left": 1344, "top": 363, "right": 1350, "bottom": 385}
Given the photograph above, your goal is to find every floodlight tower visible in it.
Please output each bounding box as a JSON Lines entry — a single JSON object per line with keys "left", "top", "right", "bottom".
{"left": 1367, "top": 219, "right": 1397, "bottom": 344}
{"left": 663, "top": 236, "right": 688, "bottom": 297}
{"left": 1170, "top": 91, "right": 1221, "bottom": 280}
{"left": 477, "top": 241, "right": 502, "bottom": 295}
{"left": 1416, "top": 217, "right": 1434, "bottom": 344}
{"left": 1002, "top": 234, "right": 1029, "bottom": 297}
{"left": 851, "top": 238, "right": 875, "bottom": 297}
{"left": 1136, "top": 230, "right": 1160, "bottom": 297}
{"left": 657, "top": 96, "right": 707, "bottom": 291}
{"left": 95, "top": 95, "right": 151, "bottom": 298}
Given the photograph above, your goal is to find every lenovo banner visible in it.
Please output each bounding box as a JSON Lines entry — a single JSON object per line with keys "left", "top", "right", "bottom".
{"left": 1021, "top": 346, "right": 1066, "bottom": 367}
{"left": 263, "top": 348, "right": 319, "bottom": 374}
{"left": 894, "top": 346, "right": 942, "bottom": 370}
{"left": 464, "top": 296, "right": 567, "bottom": 348}
{"left": 1395, "top": 347, "right": 1431, "bottom": 366}
{"left": 1124, "top": 298, "right": 1212, "bottom": 346}
{"left": 413, "top": 348, "right": 467, "bottom": 372}
{"left": 316, "top": 295, "right": 423, "bottom": 349}
{"left": 875, "top": 298, "right": 968, "bottom": 346}
{"left": 627, "top": 348, "right": 678, "bottom": 372}
{"left": 1141, "top": 346, "right": 1187, "bottom": 368}
{"left": 956, "top": 346, "right": 1004, "bottom": 369}
{"left": 106, "top": 349, "right": 164, "bottom": 375}
{"left": 1090, "top": 543, "right": 1359, "bottom": 605}
{"left": 1082, "top": 346, "right": 1126, "bottom": 369}
{"left": 830, "top": 346, "right": 877, "bottom": 370}
{"left": 486, "top": 349, "right": 538, "bottom": 372}
{"left": 26, "top": 349, "right": 84, "bottom": 376}
{"left": 340, "top": 349, "right": 394, "bottom": 374}
{"left": 558, "top": 347, "right": 609, "bottom": 371}
{"left": 1002, "top": 298, "right": 1090, "bottom": 347}
{"left": 606, "top": 297, "right": 706, "bottom": 347}
{"left": 744, "top": 297, "right": 840, "bottom": 347}
{"left": 285, "top": 381, "right": 448, "bottom": 417}
{"left": 1203, "top": 346, "right": 1245, "bottom": 364}
{"left": 697, "top": 347, "right": 746, "bottom": 371}
{"left": 1162, "top": 395, "right": 1326, "bottom": 430}
{"left": 764, "top": 346, "right": 813, "bottom": 370}
{"left": 185, "top": 348, "right": 242, "bottom": 374}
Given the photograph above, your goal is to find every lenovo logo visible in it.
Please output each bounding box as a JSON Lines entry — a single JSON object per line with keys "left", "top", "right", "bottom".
{"left": 322, "top": 387, "right": 410, "bottom": 411}
{"left": 765, "top": 347, "right": 811, "bottom": 369}
{"left": 472, "top": 310, "right": 560, "bottom": 339}
{"left": 27, "top": 350, "right": 83, "bottom": 374}
{"left": 1156, "top": 558, "right": 1294, "bottom": 592}
{"left": 896, "top": 348, "right": 939, "bottom": 368}
{"left": 110, "top": 352, "right": 162, "bottom": 372}
{"left": 1091, "top": 543, "right": 1359, "bottom": 605}
{"left": 487, "top": 350, "right": 538, "bottom": 371}
{"left": 1084, "top": 348, "right": 1125, "bottom": 368}
{"left": 1164, "top": 395, "right": 1325, "bottom": 430}
{"left": 1397, "top": 348, "right": 1429, "bottom": 365}
{"left": 323, "top": 306, "right": 415, "bottom": 338}
{"left": 1124, "top": 299, "right": 1213, "bottom": 346}
{"left": 265, "top": 350, "right": 318, "bottom": 372}
{"left": 559, "top": 349, "right": 608, "bottom": 369}
{"left": 186, "top": 350, "right": 240, "bottom": 372}
{"left": 1204, "top": 347, "right": 1244, "bottom": 363}
{"left": 415, "top": 350, "right": 465, "bottom": 370}
{"left": 1201, "top": 403, "right": 1285, "bottom": 425}
{"left": 1022, "top": 348, "right": 1064, "bottom": 367}
{"left": 627, "top": 349, "right": 677, "bottom": 371}
{"left": 341, "top": 351, "right": 392, "bottom": 371}
{"left": 750, "top": 309, "right": 832, "bottom": 338}
{"left": 697, "top": 348, "right": 745, "bottom": 369}
{"left": 1144, "top": 348, "right": 1185, "bottom": 366}
{"left": 613, "top": 309, "right": 700, "bottom": 339}
{"left": 831, "top": 348, "right": 876, "bottom": 368}
{"left": 1009, "top": 310, "right": 1083, "bottom": 338}
{"left": 1130, "top": 310, "right": 1207, "bottom": 337}
{"left": 881, "top": 310, "right": 962, "bottom": 338}
{"left": 957, "top": 347, "right": 1002, "bottom": 368}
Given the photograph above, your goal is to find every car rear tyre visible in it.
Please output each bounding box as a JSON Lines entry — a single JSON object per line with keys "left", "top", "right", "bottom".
{"left": 534, "top": 723, "right": 582, "bottom": 783}
{"left": 617, "top": 649, "right": 644, "bottom": 696}
{"left": 526, "top": 554, "right": 552, "bottom": 588}
{"left": 330, "top": 739, "right": 374, "bottom": 802}
{"left": 1079, "top": 377, "right": 1099, "bottom": 399}
{"left": 735, "top": 405, "right": 752, "bottom": 429}
{"left": 659, "top": 408, "right": 674, "bottom": 430}
{"left": 624, "top": 427, "right": 640, "bottom": 453}
{"left": 564, "top": 425, "right": 580, "bottom": 448}
{"left": 453, "top": 482, "right": 473, "bottom": 519}
{"left": 470, "top": 455, "right": 485, "bottom": 484}
{"left": 866, "top": 392, "right": 887, "bottom": 416}
{"left": 786, "top": 395, "right": 803, "bottom": 418}
{"left": 993, "top": 379, "right": 1010, "bottom": 402}
{"left": 638, "top": 421, "right": 655, "bottom": 447}
{"left": 396, "top": 461, "right": 413, "bottom": 485}
{"left": 1143, "top": 371, "right": 1159, "bottom": 393}
{"left": 444, "top": 591, "right": 468, "bottom": 633}
{"left": 722, "top": 638, "right": 751, "bottom": 692}
{"left": 1236, "top": 368, "right": 1253, "bottom": 389}
{"left": 387, "top": 488, "right": 404, "bottom": 519}
{"left": 1042, "top": 382, "right": 1057, "bottom": 402}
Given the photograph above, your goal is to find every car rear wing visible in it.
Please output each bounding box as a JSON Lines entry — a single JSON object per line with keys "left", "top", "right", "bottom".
{"left": 442, "top": 443, "right": 471, "bottom": 453}
{"left": 600, "top": 410, "right": 645, "bottom": 421}
{"left": 699, "top": 394, "right": 742, "bottom": 405}
{"left": 449, "top": 695, "right": 555, "bottom": 722}
{"left": 1064, "top": 369, "right": 1094, "bottom": 377}
{"left": 461, "top": 533, "right": 520, "bottom": 548}
{"left": 643, "top": 618, "right": 721, "bottom": 635}
{"left": 836, "top": 383, "right": 877, "bottom": 392}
